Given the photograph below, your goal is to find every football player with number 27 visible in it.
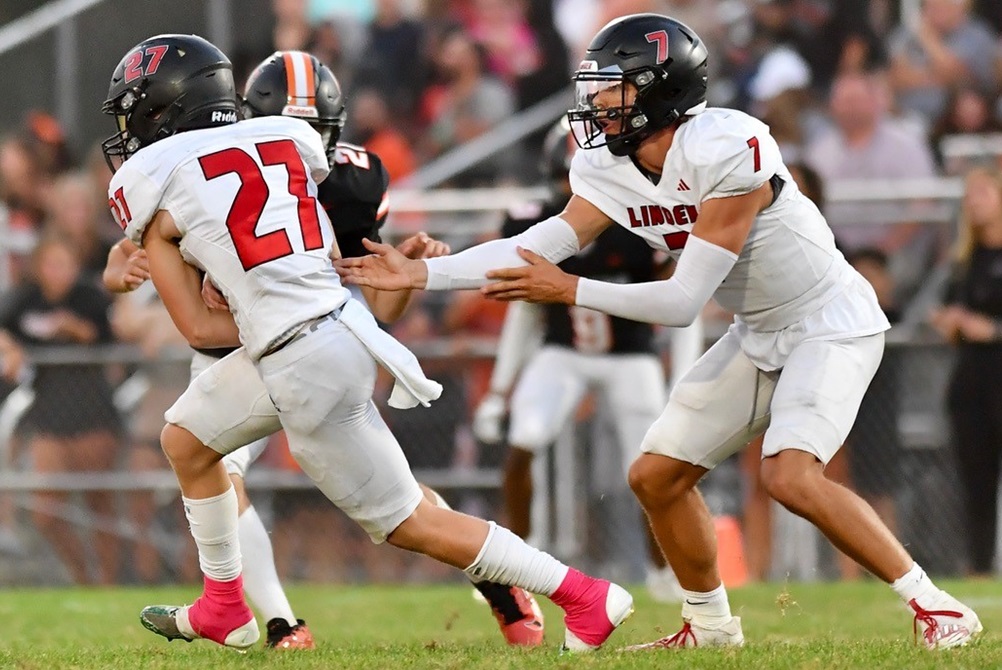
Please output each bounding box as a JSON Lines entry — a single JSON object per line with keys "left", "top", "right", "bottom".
{"left": 101, "top": 34, "right": 630, "bottom": 652}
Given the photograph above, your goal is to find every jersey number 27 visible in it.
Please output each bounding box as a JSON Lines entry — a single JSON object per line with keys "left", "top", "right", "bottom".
{"left": 199, "top": 139, "right": 324, "bottom": 271}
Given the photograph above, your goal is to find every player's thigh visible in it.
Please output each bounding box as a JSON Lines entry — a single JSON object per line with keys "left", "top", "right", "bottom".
{"left": 643, "top": 330, "right": 775, "bottom": 469}
{"left": 763, "top": 332, "right": 884, "bottom": 465}
{"left": 600, "top": 354, "right": 667, "bottom": 473}
{"left": 222, "top": 436, "right": 270, "bottom": 478}
{"left": 257, "top": 323, "right": 423, "bottom": 543}
{"left": 165, "top": 348, "right": 281, "bottom": 455}
{"left": 508, "top": 347, "right": 588, "bottom": 451}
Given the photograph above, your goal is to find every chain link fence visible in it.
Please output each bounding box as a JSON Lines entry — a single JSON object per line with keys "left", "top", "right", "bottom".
{"left": 0, "top": 329, "right": 985, "bottom": 586}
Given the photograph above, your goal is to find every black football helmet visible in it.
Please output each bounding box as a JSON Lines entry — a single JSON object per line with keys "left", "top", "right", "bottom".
{"left": 101, "top": 34, "right": 239, "bottom": 172}
{"left": 241, "top": 51, "right": 346, "bottom": 154}
{"left": 568, "top": 14, "right": 708, "bottom": 157}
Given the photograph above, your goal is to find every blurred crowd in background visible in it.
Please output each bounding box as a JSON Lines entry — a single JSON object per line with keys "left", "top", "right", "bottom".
{"left": 1, "top": 0, "right": 1002, "bottom": 587}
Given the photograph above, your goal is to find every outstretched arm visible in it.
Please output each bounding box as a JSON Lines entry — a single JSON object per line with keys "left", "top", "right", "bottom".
{"left": 335, "top": 195, "right": 613, "bottom": 291}
{"left": 482, "top": 183, "right": 771, "bottom": 327}
{"left": 360, "top": 232, "right": 450, "bottom": 322}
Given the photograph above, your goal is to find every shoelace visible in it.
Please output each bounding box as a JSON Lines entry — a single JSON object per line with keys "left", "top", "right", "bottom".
{"left": 659, "top": 622, "right": 697, "bottom": 648}
{"left": 908, "top": 598, "right": 963, "bottom": 647}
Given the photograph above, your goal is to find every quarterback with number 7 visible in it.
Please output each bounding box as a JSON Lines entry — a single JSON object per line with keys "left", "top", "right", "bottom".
{"left": 104, "top": 33, "right": 633, "bottom": 652}
{"left": 336, "top": 13, "right": 982, "bottom": 649}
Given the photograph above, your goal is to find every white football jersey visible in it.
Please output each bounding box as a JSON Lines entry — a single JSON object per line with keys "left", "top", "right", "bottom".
{"left": 108, "top": 116, "right": 350, "bottom": 359}
{"left": 570, "top": 107, "right": 888, "bottom": 335}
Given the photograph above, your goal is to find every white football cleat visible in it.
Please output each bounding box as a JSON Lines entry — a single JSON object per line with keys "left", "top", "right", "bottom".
{"left": 909, "top": 593, "right": 983, "bottom": 650}
{"left": 624, "top": 616, "right": 744, "bottom": 650}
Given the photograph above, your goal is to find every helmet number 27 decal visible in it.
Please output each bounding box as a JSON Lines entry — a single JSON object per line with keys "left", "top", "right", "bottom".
{"left": 644, "top": 30, "right": 669, "bottom": 64}
{"left": 123, "top": 45, "right": 169, "bottom": 84}
{"left": 199, "top": 139, "right": 325, "bottom": 271}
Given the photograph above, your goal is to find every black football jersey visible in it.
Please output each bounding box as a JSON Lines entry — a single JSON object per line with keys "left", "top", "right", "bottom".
{"left": 319, "top": 142, "right": 390, "bottom": 259}
{"left": 501, "top": 198, "right": 657, "bottom": 355}
{"left": 198, "top": 143, "right": 389, "bottom": 360}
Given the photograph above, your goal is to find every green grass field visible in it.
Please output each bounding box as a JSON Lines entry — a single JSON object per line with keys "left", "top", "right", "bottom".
{"left": 1, "top": 580, "right": 1000, "bottom": 669}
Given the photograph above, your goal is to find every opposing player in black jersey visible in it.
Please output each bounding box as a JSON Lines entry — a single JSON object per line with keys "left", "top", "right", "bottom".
{"left": 105, "top": 50, "right": 545, "bottom": 649}
{"left": 473, "top": 120, "right": 679, "bottom": 601}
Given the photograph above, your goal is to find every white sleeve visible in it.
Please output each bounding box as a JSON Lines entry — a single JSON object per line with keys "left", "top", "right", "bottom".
{"left": 575, "top": 236, "right": 737, "bottom": 327}
{"left": 684, "top": 113, "right": 782, "bottom": 202}
{"left": 424, "top": 215, "right": 579, "bottom": 290}
{"left": 487, "top": 301, "right": 545, "bottom": 395}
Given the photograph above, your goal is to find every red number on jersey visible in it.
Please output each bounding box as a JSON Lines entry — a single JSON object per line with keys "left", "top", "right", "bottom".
{"left": 108, "top": 187, "right": 132, "bottom": 230}
{"left": 123, "top": 45, "right": 170, "bottom": 83}
{"left": 645, "top": 30, "right": 669, "bottom": 64}
{"left": 198, "top": 139, "right": 325, "bottom": 271}
{"left": 746, "top": 136, "right": 761, "bottom": 172}
{"left": 662, "top": 231, "right": 689, "bottom": 250}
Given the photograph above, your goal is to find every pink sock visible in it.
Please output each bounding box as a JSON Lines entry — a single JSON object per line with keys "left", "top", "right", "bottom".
{"left": 187, "top": 575, "right": 254, "bottom": 643}
{"left": 549, "top": 568, "right": 614, "bottom": 647}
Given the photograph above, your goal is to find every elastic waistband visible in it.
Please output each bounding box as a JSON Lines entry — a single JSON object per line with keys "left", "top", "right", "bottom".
{"left": 261, "top": 304, "right": 345, "bottom": 358}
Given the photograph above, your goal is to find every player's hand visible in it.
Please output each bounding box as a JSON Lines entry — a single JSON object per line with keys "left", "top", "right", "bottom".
{"left": 201, "top": 276, "right": 229, "bottom": 310}
{"left": 482, "top": 247, "right": 578, "bottom": 304}
{"left": 121, "top": 248, "right": 150, "bottom": 291}
{"left": 396, "top": 232, "right": 451, "bottom": 260}
{"left": 334, "top": 238, "right": 428, "bottom": 290}
{"left": 473, "top": 392, "right": 506, "bottom": 444}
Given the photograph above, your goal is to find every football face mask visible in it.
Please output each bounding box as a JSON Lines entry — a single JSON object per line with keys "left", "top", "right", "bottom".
{"left": 569, "top": 68, "right": 654, "bottom": 156}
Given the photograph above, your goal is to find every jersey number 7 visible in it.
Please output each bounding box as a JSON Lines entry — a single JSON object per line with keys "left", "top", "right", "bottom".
{"left": 199, "top": 139, "right": 324, "bottom": 271}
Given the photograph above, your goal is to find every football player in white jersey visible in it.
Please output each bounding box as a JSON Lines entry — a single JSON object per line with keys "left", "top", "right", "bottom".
{"left": 100, "top": 34, "right": 632, "bottom": 652}
{"left": 336, "top": 15, "right": 982, "bottom": 649}
{"left": 473, "top": 119, "right": 680, "bottom": 602}
{"left": 104, "top": 50, "right": 546, "bottom": 649}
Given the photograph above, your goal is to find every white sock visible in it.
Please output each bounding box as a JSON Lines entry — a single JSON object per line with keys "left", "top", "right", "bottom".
{"left": 238, "top": 506, "right": 297, "bottom": 626}
{"left": 182, "top": 486, "right": 241, "bottom": 582}
{"left": 464, "top": 521, "right": 569, "bottom": 595}
{"left": 890, "top": 562, "right": 939, "bottom": 604}
{"left": 681, "top": 584, "right": 732, "bottom": 628}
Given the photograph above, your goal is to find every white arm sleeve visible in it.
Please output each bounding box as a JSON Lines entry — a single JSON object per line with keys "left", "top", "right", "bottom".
{"left": 424, "top": 216, "right": 579, "bottom": 290}
{"left": 487, "top": 301, "right": 545, "bottom": 395}
{"left": 575, "top": 236, "right": 738, "bottom": 327}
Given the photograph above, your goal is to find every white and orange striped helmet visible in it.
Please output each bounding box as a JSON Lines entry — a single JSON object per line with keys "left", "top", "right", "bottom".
{"left": 241, "top": 50, "right": 346, "bottom": 152}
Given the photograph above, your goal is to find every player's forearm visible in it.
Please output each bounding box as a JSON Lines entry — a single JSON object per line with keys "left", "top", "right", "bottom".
{"left": 423, "top": 216, "right": 580, "bottom": 290}
{"left": 103, "top": 241, "right": 133, "bottom": 293}
{"left": 363, "top": 285, "right": 416, "bottom": 324}
{"left": 575, "top": 236, "right": 737, "bottom": 327}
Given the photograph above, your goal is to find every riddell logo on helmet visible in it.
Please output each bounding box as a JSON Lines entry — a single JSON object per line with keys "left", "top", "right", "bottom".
{"left": 211, "top": 110, "right": 238, "bottom": 123}
{"left": 281, "top": 104, "right": 320, "bottom": 119}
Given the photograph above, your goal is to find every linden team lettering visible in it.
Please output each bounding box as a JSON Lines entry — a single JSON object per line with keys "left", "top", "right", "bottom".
{"left": 627, "top": 203, "right": 699, "bottom": 228}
